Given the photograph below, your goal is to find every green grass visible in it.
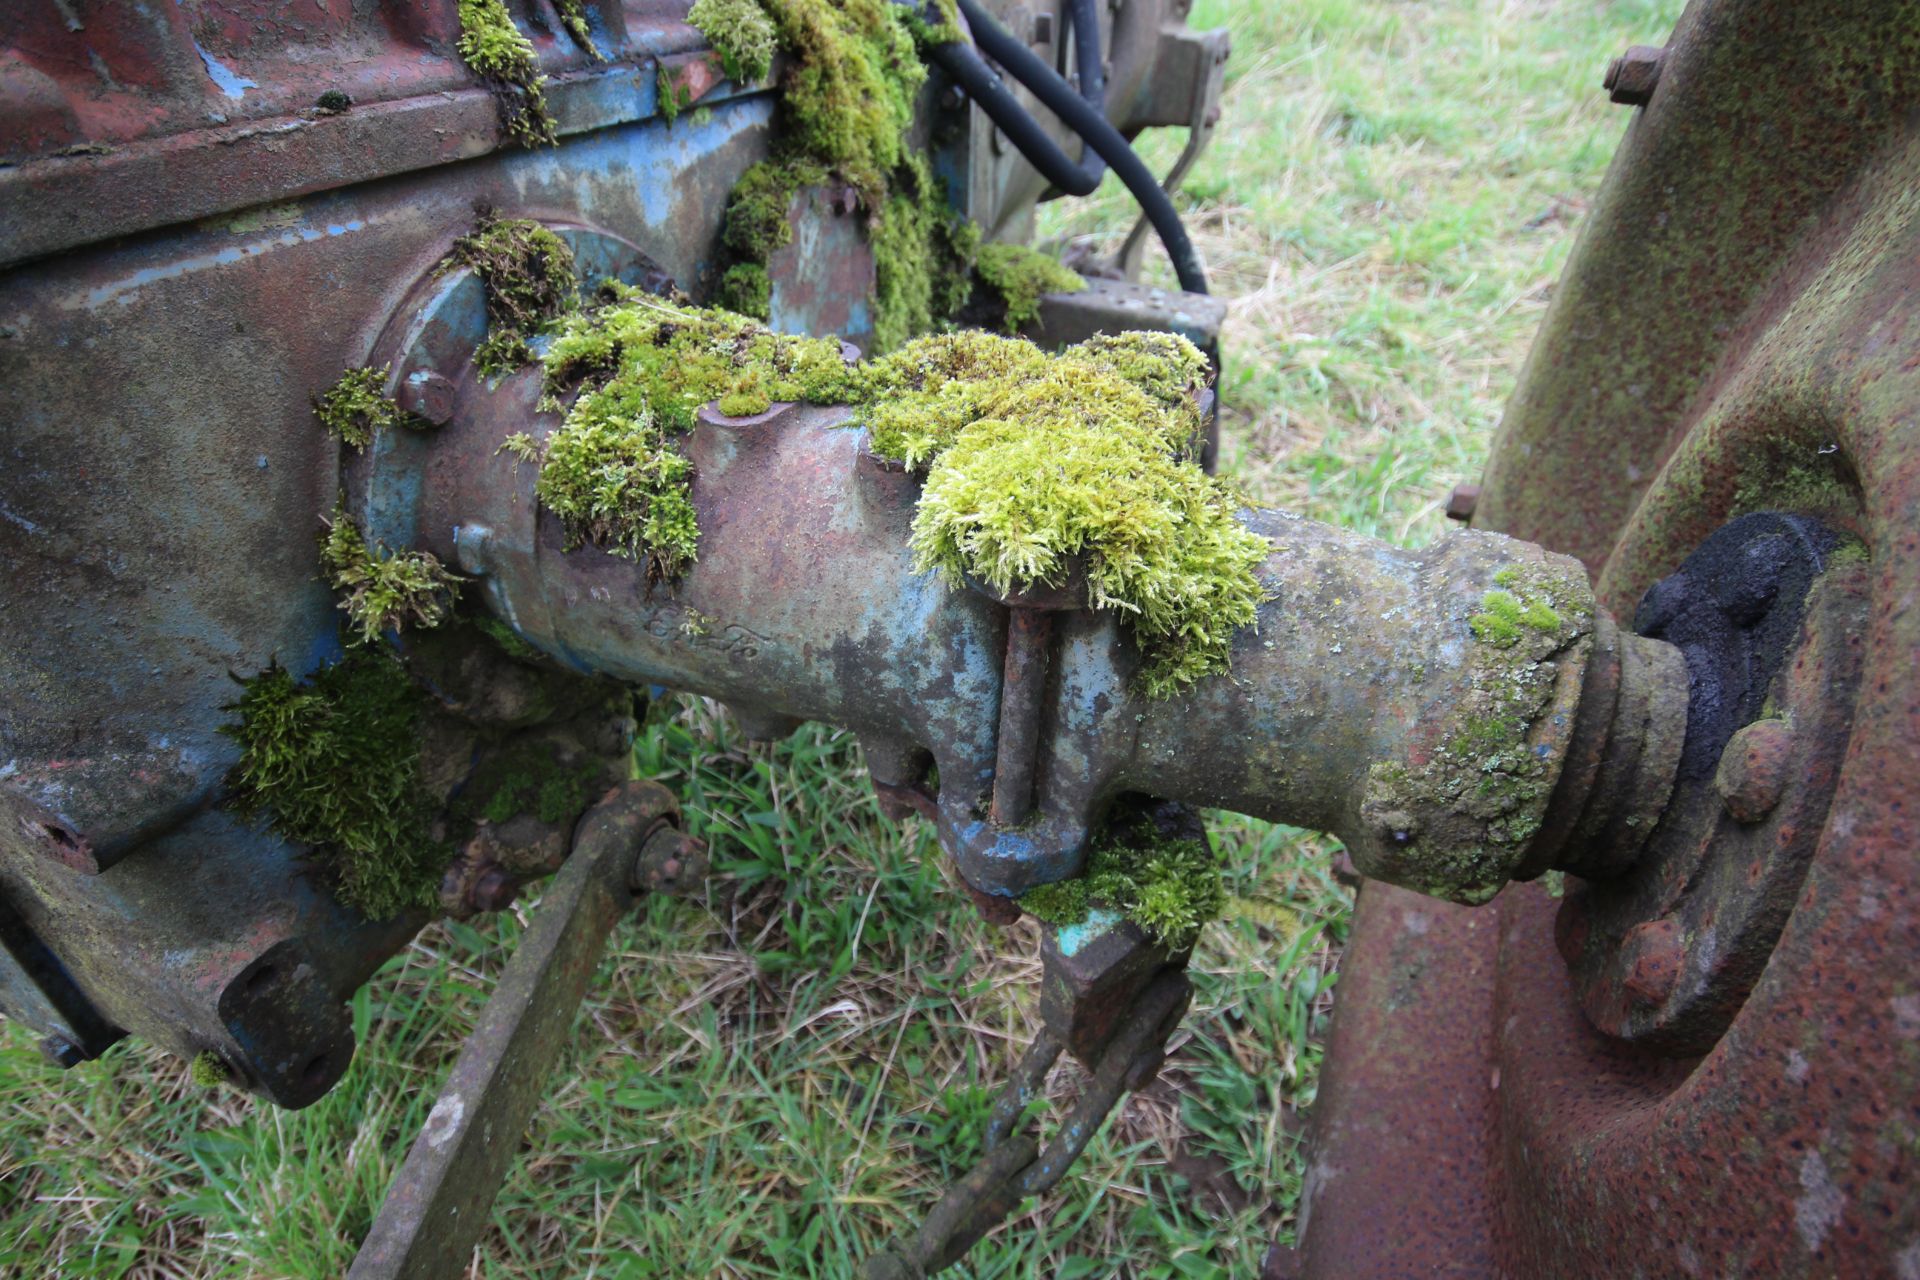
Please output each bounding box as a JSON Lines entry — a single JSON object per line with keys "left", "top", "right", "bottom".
{"left": 0, "top": 0, "right": 1681, "bottom": 1274}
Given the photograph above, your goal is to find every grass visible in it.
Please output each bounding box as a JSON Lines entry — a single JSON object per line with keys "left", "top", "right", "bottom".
{"left": 0, "top": 0, "right": 1681, "bottom": 1274}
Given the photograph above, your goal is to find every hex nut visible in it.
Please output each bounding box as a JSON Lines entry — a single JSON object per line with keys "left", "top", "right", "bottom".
{"left": 396, "top": 370, "right": 456, "bottom": 425}
{"left": 1445, "top": 482, "right": 1481, "bottom": 522}
{"left": 1605, "top": 45, "right": 1666, "bottom": 106}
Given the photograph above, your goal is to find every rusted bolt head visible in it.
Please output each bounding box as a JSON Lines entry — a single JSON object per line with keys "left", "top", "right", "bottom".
{"left": 468, "top": 866, "right": 520, "bottom": 912}
{"left": 1039, "top": 913, "right": 1179, "bottom": 1065}
{"left": 634, "top": 826, "right": 708, "bottom": 896}
{"left": 1604, "top": 45, "right": 1665, "bottom": 106}
{"left": 1445, "top": 482, "right": 1481, "bottom": 522}
{"left": 1621, "top": 916, "right": 1682, "bottom": 1006}
{"left": 396, "top": 369, "right": 456, "bottom": 425}
{"left": 1714, "top": 717, "right": 1795, "bottom": 823}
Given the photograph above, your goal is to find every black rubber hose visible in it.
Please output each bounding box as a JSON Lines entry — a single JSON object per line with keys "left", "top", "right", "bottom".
{"left": 926, "top": 39, "right": 1103, "bottom": 194}
{"left": 1061, "top": 0, "right": 1107, "bottom": 185}
{"left": 943, "top": 0, "right": 1208, "bottom": 294}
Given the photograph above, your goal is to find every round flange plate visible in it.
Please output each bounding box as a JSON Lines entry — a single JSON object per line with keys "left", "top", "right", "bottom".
{"left": 1556, "top": 513, "right": 1867, "bottom": 1053}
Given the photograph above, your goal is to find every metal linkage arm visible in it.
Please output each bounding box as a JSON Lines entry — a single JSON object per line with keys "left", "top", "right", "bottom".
{"left": 348, "top": 781, "right": 694, "bottom": 1280}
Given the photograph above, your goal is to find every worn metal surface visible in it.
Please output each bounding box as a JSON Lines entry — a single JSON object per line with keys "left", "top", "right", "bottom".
{"left": 391, "top": 350, "right": 1683, "bottom": 904}
{"left": 349, "top": 781, "right": 678, "bottom": 1280}
{"left": 1302, "top": 0, "right": 1920, "bottom": 1272}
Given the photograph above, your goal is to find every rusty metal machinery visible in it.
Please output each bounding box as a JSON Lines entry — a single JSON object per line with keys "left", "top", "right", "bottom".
{"left": 0, "top": 1, "right": 1914, "bottom": 1277}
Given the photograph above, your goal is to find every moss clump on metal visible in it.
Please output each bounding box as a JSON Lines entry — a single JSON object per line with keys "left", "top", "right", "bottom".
{"left": 1019, "top": 826, "right": 1226, "bottom": 950}
{"left": 857, "top": 330, "right": 1263, "bottom": 696}
{"left": 974, "top": 242, "right": 1087, "bottom": 331}
{"left": 189, "top": 1051, "right": 230, "bottom": 1088}
{"left": 693, "top": 0, "right": 979, "bottom": 350}
{"left": 313, "top": 365, "right": 421, "bottom": 451}
{"left": 532, "top": 287, "right": 854, "bottom": 579}
{"left": 449, "top": 212, "right": 580, "bottom": 375}
{"left": 221, "top": 652, "right": 448, "bottom": 920}
{"left": 1469, "top": 571, "right": 1564, "bottom": 646}
{"left": 454, "top": 738, "right": 598, "bottom": 826}
{"left": 1360, "top": 559, "right": 1593, "bottom": 903}
{"left": 456, "top": 0, "right": 557, "bottom": 147}
{"left": 320, "top": 506, "right": 464, "bottom": 646}
{"left": 554, "top": 0, "right": 601, "bottom": 58}
{"left": 689, "top": 0, "right": 779, "bottom": 84}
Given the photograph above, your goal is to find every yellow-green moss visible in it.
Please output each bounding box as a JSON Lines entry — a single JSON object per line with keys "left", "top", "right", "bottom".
{"left": 456, "top": 0, "right": 557, "bottom": 147}
{"left": 189, "top": 1051, "right": 230, "bottom": 1087}
{"left": 701, "top": 0, "right": 978, "bottom": 352}
{"left": 974, "top": 242, "right": 1086, "bottom": 331}
{"left": 871, "top": 153, "right": 981, "bottom": 353}
{"left": 1018, "top": 824, "right": 1225, "bottom": 950}
{"left": 689, "top": 0, "right": 778, "bottom": 84}
{"left": 1469, "top": 586, "right": 1564, "bottom": 647}
{"left": 320, "top": 506, "right": 464, "bottom": 646}
{"left": 716, "top": 262, "right": 773, "bottom": 320}
{"left": 313, "top": 366, "right": 419, "bottom": 451}
{"left": 222, "top": 651, "right": 449, "bottom": 920}
{"left": 857, "top": 330, "right": 1259, "bottom": 695}
{"left": 497, "top": 431, "right": 541, "bottom": 462}
{"left": 554, "top": 0, "right": 601, "bottom": 57}
{"left": 535, "top": 287, "right": 854, "bottom": 579}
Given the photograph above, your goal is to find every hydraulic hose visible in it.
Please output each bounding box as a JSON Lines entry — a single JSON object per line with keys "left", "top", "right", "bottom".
{"left": 923, "top": 0, "right": 1210, "bottom": 295}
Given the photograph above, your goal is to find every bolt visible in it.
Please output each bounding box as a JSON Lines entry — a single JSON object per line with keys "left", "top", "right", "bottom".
{"left": 396, "top": 369, "right": 456, "bottom": 425}
{"left": 1445, "top": 482, "right": 1481, "bottom": 522}
{"left": 940, "top": 85, "right": 967, "bottom": 113}
{"left": 469, "top": 866, "right": 520, "bottom": 912}
{"left": 1033, "top": 12, "right": 1053, "bottom": 43}
{"left": 1714, "top": 717, "right": 1796, "bottom": 823}
{"left": 1604, "top": 44, "right": 1665, "bottom": 106}
{"left": 39, "top": 1035, "right": 84, "bottom": 1069}
{"left": 1621, "top": 916, "right": 1682, "bottom": 1006}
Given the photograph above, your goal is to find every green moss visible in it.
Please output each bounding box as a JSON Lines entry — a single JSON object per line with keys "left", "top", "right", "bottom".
{"left": 761, "top": 0, "right": 922, "bottom": 197}
{"left": 474, "top": 612, "right": 542, "bottom": 661}
{"left": 1018, "top": 823, "right": 1226, "bottom": 950}
{"left": 1361, "top": 558, "right": 1593, "bottom": 902}
{"left": 451, "top": 212, "right": 579, "bottom": 339}
{"left": 222, "top": 651, "right": 449, "bottom": 920}
{"left": 1470, "top": 582, "right": 1564, "bottom": 647}
{"left": 857, "top": 330, "right": 1262, "bottom": 696}
{"left": 716, "top": 262, "right": 773, "bottom": 320}
{"left": 475, "top": 330, "right": 536, "bottom": 378}
{"left": 456, "top": 0, "right": 557, "bottom": 146}
{"left": 656, "top": 63, "right": 689, "bottom": 123}
{"left": 870, "top": 152, "right": 980, "bottom": 353}
{"left": 974, "top": 243, "right": 1086, "bottom": 331}
{"left": 497, "top": 431, "right": 541, "bottom": 462}
{"left": 313, "top": 366, "right": 420, "bottom": 451}
{"left": 689, "top": 0, "right": 779, "bottom": 84}
{"left": 189, "top": 1051, "right": 230, "bottom": 1088}
{"left": 554, "top": 0, "right": 600, "bottom": 57}
{"left": 455, "top": 738, "right": 597, "bottom": 826}
{"left": 897, "top": 0, "right": 963, "bottom": 44}
{"left": 320, "top": 506, "right": 464, "bottom": 646}
{"left": 1019, "top": 877, "right": 1089, "bottom": 926}
{"left": 534, "top": 287, "right": 852, "bottom": 579}
{"left": 702, "top": 0, "right": 979, "bottom": 352}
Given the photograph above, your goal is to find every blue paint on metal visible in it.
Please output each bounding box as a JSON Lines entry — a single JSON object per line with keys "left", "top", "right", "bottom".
{"left": 1056, "top": 908, "right": 1125, "bottom": 958}
{"left": 76, "top": 218, "right": 370, "bottom": 310}
{"left": 190, "top": 37, "right": 258, "bottom": 101}
{"left": 503, "top": 96, "right": 774, "bottom": 234}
